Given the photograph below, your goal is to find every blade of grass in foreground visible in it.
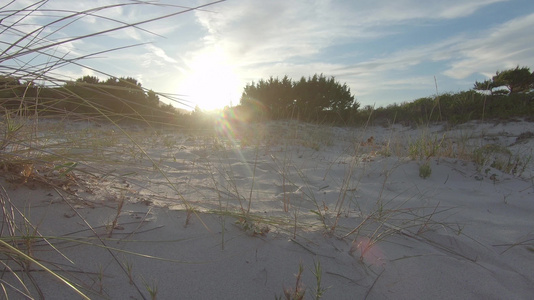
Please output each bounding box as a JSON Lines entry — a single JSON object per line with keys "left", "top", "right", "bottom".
{"left": 0, "top": 239, "right": 90, "bottom": 300}
{"left": 1, "top": 1, "right": 225, "bottom": 298}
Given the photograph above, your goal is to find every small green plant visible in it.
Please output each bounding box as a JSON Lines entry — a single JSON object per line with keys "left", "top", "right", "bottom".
{"left": 455, "top": 223, "right": 465, "bottom": 235}
{"left": 235, "top": 217, "right": 270, "bottom": 236}
{"left": 0, "top": 111, "right": 24, "bottom": 151}
{"left": 97, "top": 264, "right": 104, "bottom": 293}
{"left": 473, "top": 144, "right": 531, "bottom": 176}
{"left": 124, "top": 259, "right": 135, "bottom": 285}
{"left": 142, "top": 277, "right": 158, "bottom": 300}
{"left": 473, "top": 144, "right": 511, "bottom": 170}
{"left": 419, "top": 162, "right": 432, "bottom": 179}
{"left": 282, "top": 262, "right": 306, "bottom": 300}
{"left": 184, "top": 207, "right": 194, "bottom": 228}
{"left": 409, "top": 132, "right": 445, "bottom": 160}
{"left": 54, "top": 162, "right": 78, "bottom": 177}
{"left": 163, "top": 135, "right": 176, "bottom": 149}
{"left": 276, "top": 260, "right": 329, "bottom": 300}
{"left": 311, "top": 260, "right": 329, "bottom": 299}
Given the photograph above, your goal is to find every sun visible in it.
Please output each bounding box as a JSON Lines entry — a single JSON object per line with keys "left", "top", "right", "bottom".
{"left": 180, "top": 48, "right": 241, "bottom": 111}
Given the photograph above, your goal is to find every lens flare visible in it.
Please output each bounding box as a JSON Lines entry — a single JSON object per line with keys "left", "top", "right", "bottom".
{"left": 350, "top": 237, "right": 386, "bottom": 267}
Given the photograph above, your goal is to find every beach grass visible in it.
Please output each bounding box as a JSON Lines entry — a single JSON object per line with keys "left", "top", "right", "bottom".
{"left": 0, "top": 1, "right": 226, "bottom": 299}
{"left": 2, "top": 1, "right": 534, "bottom": 299}
{"left": 3, "top": 96, "right": 532, "bottom": 298}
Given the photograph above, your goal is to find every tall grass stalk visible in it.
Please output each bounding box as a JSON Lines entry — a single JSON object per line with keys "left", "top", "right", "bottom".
{"left": 331, "top": 106, "right": 374, "bottom": 231}
{"left": 1, "top": 1, "right": 223, "bottom": 298}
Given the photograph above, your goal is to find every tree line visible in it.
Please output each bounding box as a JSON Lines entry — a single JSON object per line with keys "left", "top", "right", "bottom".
{"left": 234, "top": 66, "right": 533, "bottom": 125}
{"left": 239, "top": 74, "right": 359, "bottom": 123}
{"left": 1, "top": 66, "right": 533, "bottom": 127}
{"left": 0, "top": 75, "right": 183, "bottom": 125}
{"left": 359, "top": 66, "right": 534, "bottom": 125}
{"left": 473, "top": 66, "right": 534, "bottom": 95}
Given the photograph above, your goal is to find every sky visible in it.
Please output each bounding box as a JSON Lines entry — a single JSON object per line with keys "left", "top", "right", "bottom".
{"left": 3, "top": 0, "right": 534, "bottom": 111}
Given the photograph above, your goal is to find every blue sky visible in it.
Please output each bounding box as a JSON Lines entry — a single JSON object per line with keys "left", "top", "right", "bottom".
{"left": 4, "top": 0, "right": 534, "bottom": 110}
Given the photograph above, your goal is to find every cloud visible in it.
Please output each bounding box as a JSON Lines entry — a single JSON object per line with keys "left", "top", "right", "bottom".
{"left": 194, "top": 0, "right": 506, "bottom": 63}
{"left": 332, "top": 9, "right": 533, "bottom": 104}
{"left": 142, "top": 45, "right": 179, "bottom": 67}
{"left": 195, "top": 1, "right": 335, "bottom": 63}
{"left": 357, "top": 0, "right": 509, "bottom": 21}
{"left": 334, "top": 34, "right": 463, "bottom": 82}
{"left": 330, "top": 11, "right": 533, "bottom": 88}
{"left": 187, "top": 0, "right": 516, "bottom": 107}
{"left": 6, "top": 0, "right": 526, "bottom": 109}
{"left": 189, "top": 0, "right": 512, "bottom": 103}
{"left": 443, "top": 12, "right": 534, "bottom": 79}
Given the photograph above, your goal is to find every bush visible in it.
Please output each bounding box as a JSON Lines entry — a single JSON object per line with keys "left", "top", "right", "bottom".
{"left": 419, "top": 162, "right": 432, "bottom": 179}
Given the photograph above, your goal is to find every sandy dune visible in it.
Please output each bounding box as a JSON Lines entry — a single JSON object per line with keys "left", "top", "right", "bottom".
{"left": 1, "top": 119, "right": 533, "bottom": 299}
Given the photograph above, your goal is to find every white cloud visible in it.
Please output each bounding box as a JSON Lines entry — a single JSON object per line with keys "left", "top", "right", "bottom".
{"left": 193, "top": 0, "right": 509, "bottom": 78}
{"left": 367, "top": 0, "right": 509, "bottom": 21}
{"left": 331, "top": 9, "right": 533, "bottom": 105}
{"left": 5, "top": 0, "right": 528, "bottom": 109}
{"left": 195, "top": 1, "right": 334, "bottom": 63}
{"left": 443, "top": 12, "right": 534, "bottom": 79}
{"left": 142, "top": 44, "right": 179, "bottom": 68}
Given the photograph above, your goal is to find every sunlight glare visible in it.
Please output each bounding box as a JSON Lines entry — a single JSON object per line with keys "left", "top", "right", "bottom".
{"left": 180, "top": 48, "right": 241, "bottom": 111}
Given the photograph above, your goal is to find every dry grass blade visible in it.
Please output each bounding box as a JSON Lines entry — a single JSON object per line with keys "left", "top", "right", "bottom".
{"left": 1, "top": 1, "right": 225, "bottom": 299}
{"left": 2, "top": 1, "right": 532, "bottom": 298}
{"left": 363, "top": 269, "right": 384, "bottom": 300}
{"left": 1, "top": 1, "right": 226, "bottom": 63}
{"left": 0, "top": 239, "right": 90, "bottom": 299}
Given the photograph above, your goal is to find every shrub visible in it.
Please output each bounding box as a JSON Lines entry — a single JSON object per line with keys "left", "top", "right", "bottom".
{"left": 419, "top": 162, "right": 432, "bottom": 179}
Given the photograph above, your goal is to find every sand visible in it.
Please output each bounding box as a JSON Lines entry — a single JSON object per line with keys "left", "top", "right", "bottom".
{"left": 1, "top": 118, "right": 533, "bottom": 299}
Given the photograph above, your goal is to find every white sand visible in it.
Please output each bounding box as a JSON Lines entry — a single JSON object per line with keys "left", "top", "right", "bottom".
{"left": 2, "top": 119, "right": 534, "bottom": 299}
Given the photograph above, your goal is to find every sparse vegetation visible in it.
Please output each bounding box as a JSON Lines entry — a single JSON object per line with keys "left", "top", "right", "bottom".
{"left": 419, "top": 162, "right": 432, "bottom": 179}
{"left": 0, "top": 1, "right": 222, "bottom": 299}
{"left": 473, "top": 144, "right": 532, "bottom": 176}
{"left": 281, "top": 262, "right": 306, "bottom": 300}
{"left": 1, "top": 1, "right": 533, "bottom": 299}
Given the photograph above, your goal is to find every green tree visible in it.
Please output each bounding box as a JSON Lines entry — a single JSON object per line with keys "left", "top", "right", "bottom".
{"left": 241, "top": 76, "right": 294, "bottom": 119}
{"left": 474, "top": 66, "right": 533, "bottom": 95}
{"left": 294, "top": 74, "right": 356, "bottom": 122}
{"left": 240, "top": 74, "right": 357, "bottom": 123}
{"left": 62, "top": 76, "right": 156, "bottom": 117}
{"left": 146, "top": 90, "right": 159, "bottom": 106}
{"left": 104, "top": 77, "right": 145, "bottom": 100}
{"left": 0, "top": 75, "right": 23, "bottom": 109}
{"left": 101, "top": 77, "right": 147, "bottom": 113}
{"left": 0, "top": 75, "right": 21, "bottom": 88}
{"left": 76, "top": 75, "right": 100, "bottom": 84}
{"left": 493, "top": 66, "right": 533, "bottom": 94}
{"left": 473, "top": 79, "right": 496, "bottom": 95}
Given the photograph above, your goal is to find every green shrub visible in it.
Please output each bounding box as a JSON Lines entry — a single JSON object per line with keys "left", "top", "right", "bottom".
{"left": 473, "top": 144, "right": 531, "bottom": 176}
{"left": 419, "top": 162, "right": 432, "bottom": 179}
{"left": 409, "top": 132, "right": 445, "bottom": 160}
